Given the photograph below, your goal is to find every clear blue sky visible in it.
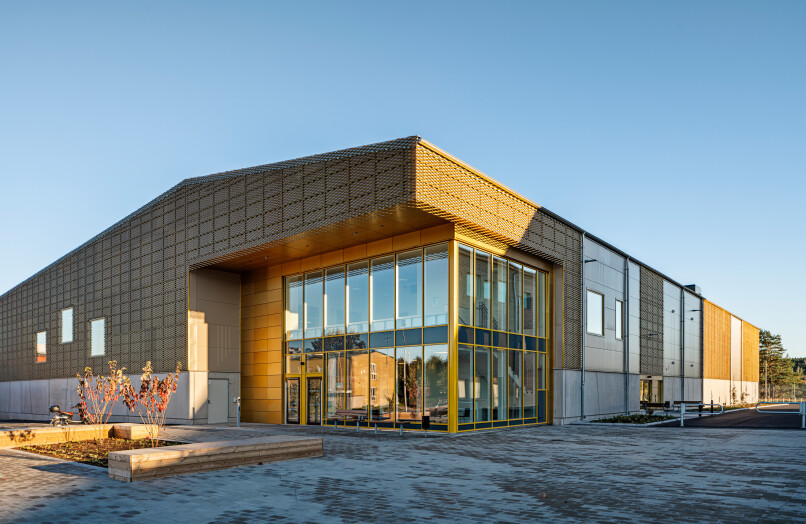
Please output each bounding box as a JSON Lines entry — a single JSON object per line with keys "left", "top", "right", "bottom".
{"left": 1, "top": 2, "right": 804, "bottom": 356}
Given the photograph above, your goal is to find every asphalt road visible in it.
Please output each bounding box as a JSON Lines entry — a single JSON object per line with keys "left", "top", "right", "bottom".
{"left": 660, "top": 405, "right": 805, "bottom": 429}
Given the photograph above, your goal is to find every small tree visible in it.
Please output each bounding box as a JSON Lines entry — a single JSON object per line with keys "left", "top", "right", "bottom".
{"left": 76, "top": 361, "right": 125, "bottom": 438}
{"left": 122, "top": 361, "right": 182, "bottom": 446}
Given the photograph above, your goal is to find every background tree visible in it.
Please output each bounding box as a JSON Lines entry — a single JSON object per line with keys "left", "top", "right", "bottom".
{"left": 759, "top": 330, "right": 798, "bottom": 399}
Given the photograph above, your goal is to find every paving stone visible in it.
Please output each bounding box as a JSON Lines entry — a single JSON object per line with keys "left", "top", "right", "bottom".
{"left": 0, "top": 423, "right": 804, "bottom": 522}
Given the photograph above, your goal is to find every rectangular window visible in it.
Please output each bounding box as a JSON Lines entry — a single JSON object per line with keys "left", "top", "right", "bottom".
{"left": 396, "top": 249, "right": 422, "bottom": 329}
{"left": 285, "top": 275, "right": 304, "bottom": 340}
{"left": 346, "top": 349, "right": 368, "bottom": 416}
{"left": 507, "top": 262, "right": 522, "bottom": 333}
{"left": 492, "top": 347, "right": 507, "bottom": 420}
{"left": 35, "top": 331, "right": 46, "bottom": 363}
{"left": 508, "top": 350, "right": 522, "bottom": 419}
{"left": 326, "top": 352, "right": 346, "bottom": 419}
{"left": 523, "top": 268, "right": 536, "bottom": 336}
{"left": 324, "top": 268, "right": 345, "bottom": 336}
{"left": 457, "top": 345, "right": 473, "bottom": 423}
{"left": 523, "top": 352, "right": 536, "bottom": 418}
{"left": 615, "top": 299, "right": 624, "bottom": 340}
{"left": 474, "top": 346, "right": 491, "bottom": 422}
{"left": 538, "top": 271, "right": 547, "bottom": 338}
{"left": 458, "top": 245, "right": 473, "bottom": 325}
{"left": 346, "top": 261, "right": 369, "bottom": 334}
{"left": 90, "top": 318, "right": 105, "bottom": 356}
{"left": 370, "top": 255, "right": 395, "bottom": 331}
{"left": 370, "top": 348, "right": 395, "bottom": 421}
{"left": 424, "top": 243, "right": 449, "bottom": 326}
{"left": 304, "top": 271, "right": 323, "bottom": 338}
{"left": 474, "top": 251, "right": 491, "bottom": 329}
{"left": 60, "top": 308, "right": 74, "bottom": 344}
{"left": 396, "top": 345, "right": 422, "bottom": 422}
{"left": 586, "top": 290, "right": 604, "bottom": 336}
{"left": 424, "top": 344, "right": 449, "bottom": 423}
{"left": 492, "top": 257, "right": 507, "bottom": 331}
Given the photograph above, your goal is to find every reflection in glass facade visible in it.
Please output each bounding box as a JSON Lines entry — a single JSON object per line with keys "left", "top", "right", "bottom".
{"left": 284, "top": 241, "right": 549, "bottom": 431}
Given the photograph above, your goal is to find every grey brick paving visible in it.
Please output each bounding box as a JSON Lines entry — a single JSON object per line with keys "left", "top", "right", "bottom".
{"left": 0, "top": 423, "right": 804, "bottom": 523}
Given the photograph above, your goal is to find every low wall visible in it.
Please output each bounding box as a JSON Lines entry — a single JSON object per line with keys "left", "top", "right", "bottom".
{"left": 0, "top": 424, "right": 115, "bottom": 448}
{"left": 108, "top": 436, "right": 324, "bottom": 482}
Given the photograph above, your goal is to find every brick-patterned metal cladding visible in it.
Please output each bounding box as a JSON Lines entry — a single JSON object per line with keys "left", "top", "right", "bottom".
{"left": 414, "top": 144, "right": 583, "bottom": 369}
{"left": 0, "top": 137, "right": 417, "bottom": 381}
{"left": 639, "top": 266, "right": 664, "bottom": 375}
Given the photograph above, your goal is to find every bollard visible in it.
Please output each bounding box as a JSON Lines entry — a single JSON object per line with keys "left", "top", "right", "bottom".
{"left": 680, "top": 403, "right": 686, "bottom": 427}
{"left": 374, "top": 424, "right": 378, "bottom": 433}
{"left": 356, "top": 419, "right": 360, "bottom": 431}
{"left": 399, "top": 424, "right": 403, "bottom": 436}
{"left": 801, "top": 402, "right": 805, "bottom": 429}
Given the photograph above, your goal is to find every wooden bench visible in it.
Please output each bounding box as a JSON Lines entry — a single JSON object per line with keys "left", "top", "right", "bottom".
{"left": 334, "top": 409, "right": 368, "bottom": 422}
{"left": 108, "top": 435, "right": 323, "bottom": 482}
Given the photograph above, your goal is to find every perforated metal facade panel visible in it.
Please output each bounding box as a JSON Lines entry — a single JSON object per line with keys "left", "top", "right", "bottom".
{"left": 639, "top": 267, "right": 664, "bottom": 375}
{"left": 0, "top": 138, "right": 417, "bottom": 380}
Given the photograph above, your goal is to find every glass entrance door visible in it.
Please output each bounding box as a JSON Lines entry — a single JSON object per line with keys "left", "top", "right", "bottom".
{"left": 307, "top": 377, "right": 322, "bottom": 425}
{"left": 286, "top": 377, "right": 300, "bottom": 424}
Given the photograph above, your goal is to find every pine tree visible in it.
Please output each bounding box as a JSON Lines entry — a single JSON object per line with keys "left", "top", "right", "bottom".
{"left": 759, "top": 330, "right": 798, "bottom": 398}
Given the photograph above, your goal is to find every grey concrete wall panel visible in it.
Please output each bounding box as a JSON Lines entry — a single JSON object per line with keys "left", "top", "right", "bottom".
{"left": 684, "top": 292, "right": 702, "bottom": 379}
{"left": 0, "top": 137, "right": 417, "bottom": 381}
{"left": 685, "top": 378, "right": 703, "bottom": 402}
{"left": 627, "top": 260, "right": 641, "bottom": 375}
{"left": 639, "top": 267, "right": 663, "bottom": 375}
{"left": 663, "top": 280, "right": 682, "bottom": 377}
{"left": 663, "top": 376, "right": 683, "bottom": 404}
{"left": 583, "top": 371, "right": 629, "bottom": 417}
{"left": 582, "top": 238, "right": 626, "bottom": 373}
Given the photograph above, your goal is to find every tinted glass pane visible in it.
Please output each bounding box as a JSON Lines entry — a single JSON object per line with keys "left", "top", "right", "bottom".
{"left": 458, "top": 245, "right": 473, "bottom": 325}
{"left": 508, "top": 262, "right": 522, "bottom": 333}
{"left": 424, "top": 244, "right": 449, "bottom": 326}
{"left": 346, "top": 333, "right": 368, "bottom": 350}
{"left": 538, "top": 272, "right": 547, "bottom": 338}
{"left": 90, "top": 318, "right": 105, "bottom": 356}
{"left": 538, "top": 352, "right": 546, "bottom": 390}
{"left": 457, "top": 345, "right": 473, "bottom": 423}
{"left": 475, "top": 329, "right": 491, "bottom": 346}
{"left": 285, "top": 275, "right": 303, "bottom": 339}
{"left": 492, "top": 348, "right": 507, "bottom": 420}
{"left": 61, "top": 308, "right": 73, "bottom": 344}
{"left": 347, "top": 261, "right": 369, "bottom": 334}
{"left": 508, "top": 333, "right": 523, "bottom": 349}
{"left": 395, "top": 328, "right": 422, "bottom": 346}
{"left": 474, "top": 347, "right": 491, "bottom": 422}
{"left": 346, "top": 350, "right": 368, "bottom": 414}
{"left": 424, "top": 345, "right": 449, "bottom": 424}
{"left": 525, "top": 336, "right": 537, "bottom": 351}
{"left": 323, "top": 337, "right": 342, "bottom": 352}
{"left": 587, "top": 290, "right": 604, "bottom": 336}
{"left": 286, "top": 340, "right": 303, "bottom": 353}
{"left": 508, "top": 350, "right": 522, "bottom": 419}
{"left": 397, "top": 346, "right": 422, "bottom": 421}
{"left": 615, "top": 299, "right": 623, "bottom": 340}
{"left": 324, "top": 267, "right": 345, "bottom": 336}
{"left": 286, "top": 354, "right": 302, "bottom": 374}
{"left": 523, "top": 267, "right": 537, "bottom": 336}
{"left": 371, "top": 256, "right": 395, "bottom": 331}
{"left": 307, "top": 353, "right": 324, "bottom": 373}
{"left": 458, "top": 326, "right": 474, "bottom": 344}
{"left": 305, "top": 338, "right": 324, "bottom": 353}
{"left": 326, "top": 352, "right": 345, "bottom": 419}
{"left": 396, "top": 249, "right": 422, "bottom": 329}
{"left": 369, "top": 331, "right": 394, "bottom": 348}
{"left": 423, "top": 325, "right": 448, "bottom": 344}
{"left": 304, "top": 271, "right": 323, "bottom": 338}
{"left": 524, "top": 352, "right": 536, "bottom": 418}
{"left": 492, "top": 257, "right": 507, "bottom": 331}
{"left": 475, "top": 251, "right": 491, "bottom": 328}
{"left": 370, "top": 348, "right": 396, "bottom": 421}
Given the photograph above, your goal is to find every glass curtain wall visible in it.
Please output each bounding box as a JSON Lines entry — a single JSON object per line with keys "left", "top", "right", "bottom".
{"left": 455, "top": 243, "right": 549, "bottom": 429}
{"left": 287, "top": 243, "right": 450, "bottom": 430}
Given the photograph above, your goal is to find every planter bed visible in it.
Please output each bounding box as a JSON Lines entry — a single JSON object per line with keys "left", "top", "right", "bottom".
{"left": 17, "top": 438, "right": 181, "bottom": 468}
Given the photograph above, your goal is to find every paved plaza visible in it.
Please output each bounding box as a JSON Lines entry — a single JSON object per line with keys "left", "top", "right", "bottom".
{"left": 1, "top": 422, "right": 804, "bottom": 523}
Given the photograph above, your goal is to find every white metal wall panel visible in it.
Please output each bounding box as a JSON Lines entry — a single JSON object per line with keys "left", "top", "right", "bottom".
{"left": 663, "top": 280, "right": 682, "bottom": 377}
{"left": 583, "top": 238, "right": 626, "bottom": 373}
{"left": 628, "top": 260, "right": 641, "bottom": 375}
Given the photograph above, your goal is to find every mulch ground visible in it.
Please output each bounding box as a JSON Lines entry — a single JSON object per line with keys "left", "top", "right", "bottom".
{"left": 18, "top": 438, "right": 181, "bottom": 468}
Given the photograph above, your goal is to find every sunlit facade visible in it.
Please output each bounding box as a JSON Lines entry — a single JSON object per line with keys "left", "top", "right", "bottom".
{"left": 281, "top": 242, "right": 549, "bottom": 431}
